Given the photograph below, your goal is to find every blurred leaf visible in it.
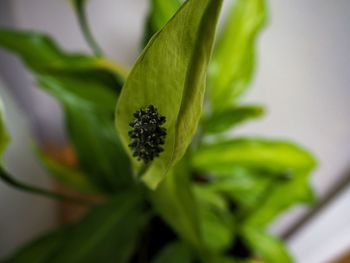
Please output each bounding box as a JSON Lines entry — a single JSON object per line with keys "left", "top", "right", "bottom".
{"left": 36, "top": 148, "right": 100, "bottom": 195}
{"left": 150, "top": 160, "right": 202, "bottom": 250}
{"left": 143, "top": 0, "right": 183, "bottom": 46}
{"left": 194, "top": 186, "right": 235, "bottom": 253}
{"left": 0, "top": 29, "right": 132, "bottom": 193}
{"left": 0, "top": 96, "right": 94, "bottom": 203}
{"left": 192, "top": 138, "right": 316, "bottom": 175}
{"left": 116, "top": 0, "right": 223, "bottom": 189}
{"left": 0, "top": 29, "right": 125, "bottom": 83}
{"left": 209, "top": 0, "right": 267, "bottom": 111}
{"left": 5, "top": 191, "right": 147, "bottom": 263}
{"left": 203, "top": 105, "right": 264, "bottom": 134}
{"left": 38, "top": 75, "right": 132, "bottom": 192}
{"left": 243, "top": 171, "right": 315, "bottom": 227}
{"left": 0, "top": 96, "right": 10, "bottom": 158}
{"left": 152, "top": 241, "right": 193, "bottom": 263}
{"left": 195, "top": 167, "right": 273, "bottom": 210}
{"left": 242, "top": 228, "right": 293, "bottom": 263}
{"left": 192, "top": 138, "right": 316, "bottom": 226}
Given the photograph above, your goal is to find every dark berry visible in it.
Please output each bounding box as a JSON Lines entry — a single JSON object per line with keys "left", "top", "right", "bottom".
{"left": 128, "top": 105, "right": 167, "bottom": 164}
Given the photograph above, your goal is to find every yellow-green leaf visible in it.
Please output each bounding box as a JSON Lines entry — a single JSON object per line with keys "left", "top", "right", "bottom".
{"left": 192, "top": 138, "right": 316, "bottom": 175}
{"left": 209, "top": 0, "right": 267, "bottom": 111}
{"left": 202, "top": 105, "right": 264, "bottom": 134}
{"left": 116, "top": 0, "right": 223, "bottom": 189}
{"left": 242, "top": 228, "right": 293, "bottom": 263}
{"left": 143, "top": 0, "right": 183, "bottom": 46}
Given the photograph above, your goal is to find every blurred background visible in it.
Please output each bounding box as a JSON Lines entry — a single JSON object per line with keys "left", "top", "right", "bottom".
{"left": 0, "top": 0, "right": 349, "bottom": 262}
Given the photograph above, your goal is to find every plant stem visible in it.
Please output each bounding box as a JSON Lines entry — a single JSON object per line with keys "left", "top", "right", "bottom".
{"left": 0, "top": 167, "right": 91, "bottom": 205}
{"left": 75, "top": 1, "right": 103, "bottom": 57}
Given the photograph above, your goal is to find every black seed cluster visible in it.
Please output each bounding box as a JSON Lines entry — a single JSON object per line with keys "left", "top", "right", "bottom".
{"left": 128, "top": 105, "right": 167, "bottom": 164}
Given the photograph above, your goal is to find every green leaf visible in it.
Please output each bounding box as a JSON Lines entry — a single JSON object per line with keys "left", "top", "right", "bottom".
{"left": 195, "top": 167, "right": 273, "bottom": 210}
{"left": 0, "top": 97, "right": 10, "bottom": 158}
{"left": 5, "top": 191, "right": 147, "bottom": 263}
{"left": 143, "top": 0, "right": 183, "bottom": 46}
{"left": 38, "top": 75, "right": 131, "bottom": 193}
{"left": 243, "top": 171, "right": 315, "bottom": 227}
{"left": 0, "top": 29, "right": 125, "bottom": 81}
{"left": 202, "top": 105, "right": 264, "bottom": 134}
{"left": 242, "top": 228, "right": 293, "bottom": 263}
{"left": 150, "top": 160, "right": 202, "bottom": 250}
{"left": 116, "top": 0, "right": 223, "bottom": 189}
{"left": 0, "top": 29, "right": 131, "bottom": 193}
{"left": 152, "top": 241, "right": 193, "bottom": 263}
{"left": 36, "top": 148, "right": 100, "bottom": 195}
{"left": 192, "top": 138, "right": 316, "bottom": 226}
{"left": 194, "top": 186, "right": 235, "bottom": 253}
{"left": 192, "top": 138, "right": 316, "bottom": 175}
{"left": 209, "top": 0, "right": 267, "bottom": 111}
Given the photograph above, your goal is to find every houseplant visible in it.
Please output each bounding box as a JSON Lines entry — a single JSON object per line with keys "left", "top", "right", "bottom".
{"left": 0, "top": 0, "right": 316, "bottom": 262}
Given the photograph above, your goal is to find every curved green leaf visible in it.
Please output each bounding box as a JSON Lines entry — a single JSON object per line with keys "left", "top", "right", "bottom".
{"left": 192, "top": 138, "right": 316, "bottom": 175}
{"left": 202, "top": 105, "right": 264, "bottom": 134}
{"left": 0, "top": 29, "right": 131, "bottom": 193}
{"left": 209, "top": 0, "right": 267, "bottom": 111}
{"left": 242, "top": 228, "right": 293, "bottom": 263}
{"left": 116, "top": 0, "right": 223, "bottom": 189}
{"left": 143, "top": 0, "right": 183, "bottom": 46}
{"left": 0, "top": 29, "right": 126, "bottom": 86}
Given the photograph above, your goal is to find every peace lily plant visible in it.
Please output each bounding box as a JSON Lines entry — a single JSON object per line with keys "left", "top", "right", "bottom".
{"left": 0, "top": 0, "right": 316, "bottom": 262}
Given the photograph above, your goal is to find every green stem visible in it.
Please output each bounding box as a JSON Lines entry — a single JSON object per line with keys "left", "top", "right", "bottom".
{"left": 75, "top": 2, "right": 103, "bottom": 56}
{"left": 0, "top": 167, "right": 91, "bottom": 205}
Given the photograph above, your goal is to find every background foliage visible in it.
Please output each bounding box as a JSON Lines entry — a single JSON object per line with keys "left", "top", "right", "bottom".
{"left": 0, "top": 0, "right": 316, "bottom": 262}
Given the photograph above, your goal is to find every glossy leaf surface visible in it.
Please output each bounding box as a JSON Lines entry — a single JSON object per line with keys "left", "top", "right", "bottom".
{"left": 209, "top": 0, "right": 266, "bottom": 110}
{"left": 116, "top": 0, "right": 223, "bottom": 188}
